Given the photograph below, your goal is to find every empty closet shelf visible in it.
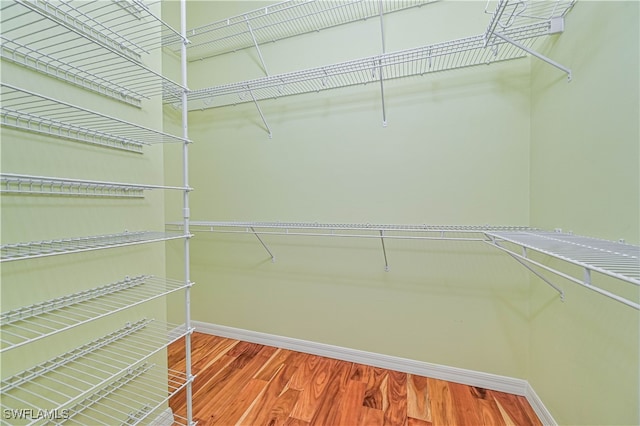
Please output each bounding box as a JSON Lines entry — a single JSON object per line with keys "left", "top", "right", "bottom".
{"left": 186, "top": 21, "right": 550, "bottom": 110}
{"left": 0, "top": 174, "right": 189, "bottom": 197}
{"left": 165, "top": 0, "right": 434, "bottom": 61}
{"left": 1, "top": 275, "right": 190, "bottom": 353}
{"left": 0, "top": 231, "right": 188, "bottom": 262}
{"left": 179, "top": 221, "right": 532, "bottom": 240}
{"left": 0, "top": 1, "right": 185, "bottom": 106}
{"left": 0, "top": 319, "right": 190, "bottom": 426}
{"left": 486, "top": 231, "right": 640, "bottom": 286}
{"left": 0, "top": 84, "right": 188, "bottom": 153}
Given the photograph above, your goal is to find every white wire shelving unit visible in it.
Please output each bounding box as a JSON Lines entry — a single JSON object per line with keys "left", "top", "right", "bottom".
{"left": 183, "top": 0, "right": 575, "bottom": 136}
{"left": 0, "top": 173, "right": 189, "bottom": 198}
{"left": 186, "top": 22, "right": 548, "bottom": 111}
{"left": 0, "top": 0, "right": 186, "bottom": 107}
{"left": 0, "top": 319, "right": 192, "bottom": 426}
{"left": 164, "top": 0, "right": 434, "bottom": 62}
{"left": 1, "top": 275, "right": 190, "bottom": 353}
{"left": 0, "top": 83, "right": 189, "bottom": 153}
{"left": 174, "top": 221, "right": 640, "bottom": 311}
{"left": 0, "top": 230, "right": 188, "bottom": 263}
{"left": 1, "top": 0, "right": 195, "bottom": 424}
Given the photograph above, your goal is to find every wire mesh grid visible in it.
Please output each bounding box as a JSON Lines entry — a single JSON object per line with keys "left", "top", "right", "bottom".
{"left": 165, "top": 0, "right": 433, "bottom": 61}
{"left": 484, "top": 0, "right": 575, "bottom": 44}
{"left": 0, "top": 84, "right": 188, "bottom": 152}
{"left": 0, "top": 173, "right": 187, "bottom": 197}
{"left": 0, "top": 1, "right": 184, "bottom": 105}
{"left": 186, "top": 21, "right": 549, "bottom": 110}
{"left": 487, "top": 231, "right": 640, "bottom": 285}
{"left": 1, "top": 275, "right": 188, "bottom": 352}
{"left": 0, "top": 318, "right": 189, "bottom": 425}
{"left": 0, "top": 230, "right": 186, "bottom": 262}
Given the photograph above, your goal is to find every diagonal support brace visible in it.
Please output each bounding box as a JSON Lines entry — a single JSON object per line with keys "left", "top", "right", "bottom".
{"left": 493, "top": 31, "right": 572, "bottom": 81}
{"left": 250, "top": 227, "right": 275, "bottom": 262}
{"left": 248, "top": 89, "right": 272, "bottom": 138}
{"left": 380, "top": 230, "right": 389, "bottom": 272}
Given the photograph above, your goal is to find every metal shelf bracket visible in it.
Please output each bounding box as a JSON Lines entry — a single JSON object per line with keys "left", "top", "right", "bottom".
{"left": 493, "top": 29, "right": 572, "bottom": 81}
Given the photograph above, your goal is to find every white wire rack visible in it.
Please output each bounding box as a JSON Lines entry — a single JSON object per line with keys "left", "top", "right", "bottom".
{"left": 1, "top": 84, "right": 189, "bottom": 153}
{"left": 178, "top": 221, "right": 640, "bottom": 310}
{"left": 164, "top": 0, "right": 434, "bottom": 61}
{"left": 0, "top": 231, "right": 188, "bottom": 263}
{"left": 484, "top": 0, "right": 575, "bottom": 44}
{"left": 1, "top": 275, "right": 190, "bottom": 353}
{"left": 0, "top": 0, "right": 186, "bottom": 106}
{"left": 0, "top": 319, "right": 191, "bottom": 426}
{"left": 186, "top": 21, "right": 549, "bottom": 111}
{"left": 486, "top": 231, "right": 640, "bottom": 309}
{"left": 0, "top": 173, "right": 189, "bottom": 198}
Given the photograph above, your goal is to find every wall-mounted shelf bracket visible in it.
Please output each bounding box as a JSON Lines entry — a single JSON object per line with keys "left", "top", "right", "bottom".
{"left": 251, "top": 226, "right": 276, "bottom": 263}
{"left": 248, "top": 89, "right": 273, "bottom": 138}
{"left": 245, "top": 16, "right": 270, "bottom": 76}
{"left": 493, "top": 30, "right": 572, "bottom": 81}
{"left": 380, "top": 230, "right": 390, "bottom": 271}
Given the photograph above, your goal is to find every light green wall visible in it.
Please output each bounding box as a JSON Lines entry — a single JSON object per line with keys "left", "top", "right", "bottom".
{"left": 165, "top": 1, "right": 640, "bottom": 425}
{"left": 529, "top": 2, "right": 640, "bottom": 425}
{"left": 168, "top": 0, "right": 533, "bottom": 380}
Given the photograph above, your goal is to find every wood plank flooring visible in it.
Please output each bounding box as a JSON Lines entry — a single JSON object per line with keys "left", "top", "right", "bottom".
{"left": 168, "top": 333, "right": 541, "bottom": 426}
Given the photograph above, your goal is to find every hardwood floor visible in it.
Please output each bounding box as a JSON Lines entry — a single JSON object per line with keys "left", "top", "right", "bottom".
{"left": 168, "top": 333, "right": 541, "bottom": 426}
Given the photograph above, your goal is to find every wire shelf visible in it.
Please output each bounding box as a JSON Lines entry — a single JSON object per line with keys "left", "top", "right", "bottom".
{"left": 1, "top": 275, "right": 190, "bottom": 353}
{"left": 0, "top": 84, "right": 188, "bottom": 153}
{"left": 0, "top": 173, "right": 188, "bottom": 198}
{"left": 484, "top": 0, "right": 575, "bottom": 45}
{"left": 0, "top": 319, "right": 190, "bottom": 426}
{"left": 486, "top": 230, "right": 640, "bottom": 289}
{"left": 0, "top": 1, "right": 185, "bottom": 106}
{"left": 164, "top": 0, "right": 434, "bottom": 61}
{"left": 179, "top": 220, "right": 532, "bottom": 240}
{"left": 182, "top": 221, "right": 640, "bottom": 310}
{"left": 186, "top": 22, "right": 550, "bottom": 110}
{"left": 0, "top": 231, "right": 187, "bottom": 263}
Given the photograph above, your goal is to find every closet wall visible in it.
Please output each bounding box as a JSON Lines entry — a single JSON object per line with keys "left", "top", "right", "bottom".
{"left": 163, "top": 1, "right": 639, "bottom": 425}
{"left": 528, "top": 2, "right": 639, "bottom": 425}
{"left": 168, "top": 0, "right": 532, "bottom": 377}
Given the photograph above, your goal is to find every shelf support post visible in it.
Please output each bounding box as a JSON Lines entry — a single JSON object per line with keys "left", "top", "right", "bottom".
{"left": 377, "top": 0, "right": 388, "bottom": 127}
{"left": 493, "top": 31, "right": 572, "bottom": 81}
{"left": 248, "top": 89, "right": 273, "bottom": 138}
{"left": 179, "top": 0, "right": 194, "bottom": 424}
{"left": 250, "top": 227, "right": 276, "bottom": 263}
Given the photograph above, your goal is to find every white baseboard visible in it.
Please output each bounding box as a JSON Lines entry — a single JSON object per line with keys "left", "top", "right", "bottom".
{"left": 190, "top": 321, "right": 556, "bottom": 425}
{"left": 525, "top": 383, "right": 557, "bottom": 425}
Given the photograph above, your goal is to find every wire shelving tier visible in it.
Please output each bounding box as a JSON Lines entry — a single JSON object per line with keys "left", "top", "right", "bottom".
{"left": 0, "top": 174, "right": 188, "bottom": 198}
{"left": 177, "top": 221, "right": 640, "bottom": 310}
{"left": 1, "top": 275, "right": 190, "bottom": 353}
{"left": 186, "top": 21, "right": 549, "bottom": 111}
{"left": 164, "top": 0, "right": 434, "bottom": 61}
{"left": 0, "top": 0, "right": 186, "bottom": 107}
{"left": 0, "top": 231, "right": 188, "bottom": 262}
{"left": 0, "top": 319, "right": 191, "bottom": 426}
{"left": 0, "top": 84, "right": 189, "bottom": 153}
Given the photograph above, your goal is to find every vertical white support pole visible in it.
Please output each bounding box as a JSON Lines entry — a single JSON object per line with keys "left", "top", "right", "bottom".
{"left": 179, "top": 0, "right": 193, "bottom": 424}
{"left": 378, "top": 0, "right": 387, "bottom": 127}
